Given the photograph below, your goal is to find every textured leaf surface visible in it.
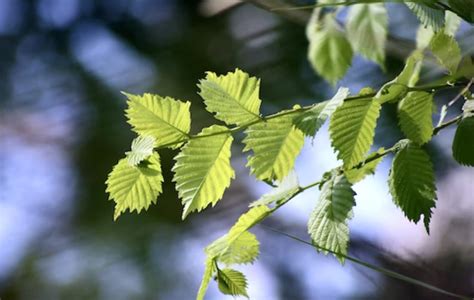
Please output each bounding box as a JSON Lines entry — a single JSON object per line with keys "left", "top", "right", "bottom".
{"left": 308, "top": 174, "right": 355, "bottom": 262}
{"left": 389, "top": 141, "right": 437, "bottom": 232}
{"left": 406, "top": 3, "right": 445, "bottom": 31}
{"left": 244, "top": 113, "right": 304, "bottom": 181}
{"left": 330, "top": 99, "right": 382, "bottom": 168}
{"left": 198, "top": 69, "right": 261, "bottom": 126}
{"left": 347, "top": 4, "right": 387, "bottom": 67}
{"left": 430, "top": 32, "right": 461, "bottom": 73}
{"left": 197, "top": 258, "right": 215, "bottom": 300}
{"left": 452, "top": 116, "right": 474, "bottom": 166}
{"left": 217, "top": 268, "right": 249, "bottom": 298}
{"left": 228, "top": 206, "right": 271, "bottom": 244}
{"left": 398, "top": 92, "right": 434, "bottom": 145}
{"left": 126, "top": 136, "right": 155, "bottom": 166}
{"left": 307, "top": 13, "right": 353, "bottom": 84}
{"left": 206, "top": 231, "right": 259, "bottom": 265}
{"left": 250, "top": 171, "right": 299, "bottom": 207}
{"left": 125, "top": 93, "right": 191, "bottom": 148}
{"left": 106, "top": 153, "right": 163, "bottom": 220}
{"left": 345, "top": 148, "right": 385, "bottom": 184}
{"left": 293, "top": 87, "right": 349, "bottom": 137}
{"left": 173, "top": 125, "right": 235, "bottom": 219}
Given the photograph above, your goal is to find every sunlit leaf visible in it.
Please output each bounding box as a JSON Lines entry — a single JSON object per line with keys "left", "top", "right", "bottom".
{"left": 173, "top": 125, "right": 235, "bottom": 219}
{"left": 106, "top": 153, "right": 163, "bottom": 220}
{"left": 124, "top": 93, "right": 191, "bottom": 148}
{"left": 244, "top": 113, "right": 304, "bottom": 181}
{"left": 198, "top": 69, "right": 262, "bottom": 126}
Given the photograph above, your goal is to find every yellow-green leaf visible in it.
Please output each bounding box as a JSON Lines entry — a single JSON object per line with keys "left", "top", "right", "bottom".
{"left": 173, "top": 125, "right": 235, "bottom": 219}
{"left": 216, "top": 268, "right": 249, "bottom": 298}
{"left": 106, "top": 153, "right": 163, "bottom": 220}
{"left": 198, "top": 69, "right": 262, "bottom": 126}
{"left": 330, "top": 99, "right": 382, "bottom": 168}
{"left": 125, "top": 93, "right": 191, "bottom": 148}
{"left": 244, "top": 113, "right": 304, "bottom": 181}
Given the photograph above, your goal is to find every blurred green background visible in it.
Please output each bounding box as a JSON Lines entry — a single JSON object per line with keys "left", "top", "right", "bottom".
{"left": 1, "top": 0, "right": 473, "bottom": 299}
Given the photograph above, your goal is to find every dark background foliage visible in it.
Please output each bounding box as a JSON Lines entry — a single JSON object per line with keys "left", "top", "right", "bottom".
{"left": 1, "top": 0, "right": 473, "bottom": 299}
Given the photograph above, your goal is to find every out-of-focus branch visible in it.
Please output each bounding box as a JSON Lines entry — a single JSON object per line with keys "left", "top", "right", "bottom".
{"left": 243, "top": 0, "right": 415, "bottom": 59}
{"left": 244, "top": 0, "right": 310, "bottom": 25}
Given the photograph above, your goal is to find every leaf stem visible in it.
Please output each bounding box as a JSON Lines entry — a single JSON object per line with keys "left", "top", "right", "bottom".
{"left": 433, "top": 115, "right": 462, "bottom": 135}
{"left": 260, "top": 225, "right": 473, "bottom": 300}
{"left": 154, "top": 80, "right": 468, "bottom": 151}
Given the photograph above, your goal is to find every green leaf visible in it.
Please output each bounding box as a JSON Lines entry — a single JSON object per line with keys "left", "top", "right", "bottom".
{"left": 416, "top": 11, "right": 461, "bottom": 50}
{"left": 216, "top": 268, "right": 249, "bottom": 298}
{"left": 395, "top": 51, "right": 424, "bottom": 87}
{"left": 197, "top": 258, "right": 215, "bottom": 300}
{"left": 398, "top": 92, "right": 434, "bottom": 145}
{"left": 198, "top": 69, "right": 262, "bottom": 126}
{"left": 448, "top": 0, "right": 474, "bottom": 23}
{"left": 173, "top": 125, "right": 235, "bottom": 219}
{"left": 124, "top": 93, "right": 191, "bottom": 148}
{"left": 206, "top": 231, "right": 260, "bottom": 265}
{"left": 106, "top": 153, "right": 163, "bottom": 220}
{"left": 228, "top": 206, "right": 271, "bottom": 244}
{"left": 126, "top": 135, "right": 155, "bottom": 166}
{"left": 347, "top": 4, "right": 387, "bottom": 67}
{"left": 375, "top": 52, "right": 423, "bottom": 104}
{"left": 345, "top": 148, "right": 385, "bottom": 184}
{"left": 452, "top": 116, "right": 474, "bottom": 166}
{"left": 330, "top": 99, "right": 382, "bottom": 168}
{"left": 293, "top": 87, "right": 349, "bottom": 137}
{"left": 406, "top": 2, "right": 445, "bottom": 31}
{"left": 307, "top": 174, "right": 356, "bottom": 263}
{"left": 244, "top": 113, "right": 305, "bottom": 181}
{"left": 249, "top": 171, "right": 300, "bottom": 208}
{"left": 389, "top": 140, "right": 437, "bottom": 232}
{"left": 307, "top": 12, "right": 353, "bottom": 84}
{"left": 430, "top": 32, "right": 461, "bottom": 74}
